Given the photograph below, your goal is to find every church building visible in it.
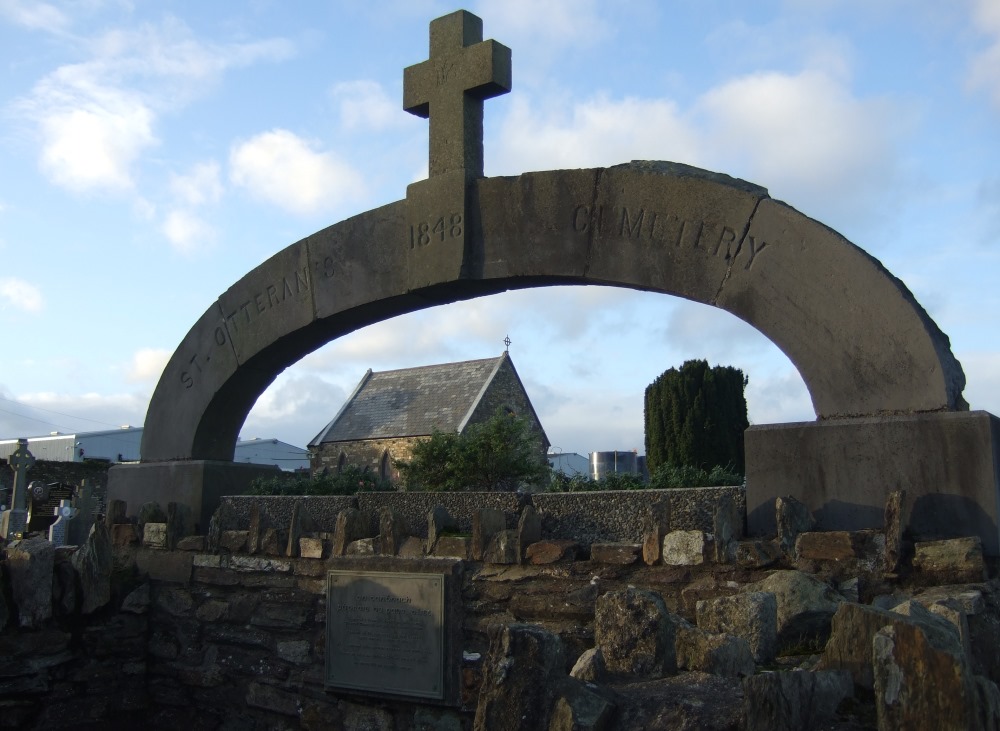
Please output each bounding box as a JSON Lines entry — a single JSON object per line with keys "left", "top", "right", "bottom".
{"left": 307, "top": 353, "right": 549, "bottom": 482}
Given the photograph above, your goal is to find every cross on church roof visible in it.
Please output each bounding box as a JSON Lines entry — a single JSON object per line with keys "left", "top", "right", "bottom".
{"left": 403, "top": 10, "right": 511, "bottom": 180}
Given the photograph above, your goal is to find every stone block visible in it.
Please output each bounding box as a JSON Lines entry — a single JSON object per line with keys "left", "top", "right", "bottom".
{"left": 697, "top": 592, "right": 777, "bottom": 664}
{"left": 734, "top": 539, "right": 781, "bottom": 568}
{"left": 526, "top": 539, "right": 579, "bottom": 565}
{"left": 776, "top": 496, "right": 815, "bottom": 555}
{"left": 260, "top": 527, "right": 286, "bottom": 556}
{"left": 640, "top": 496, "right": 671, "bottom": 566}
{"left": 175, "top": 535, "right": 205, "bottom": 551}
{"left": 484, "top": 529, "right": 519, "bottom": 564}
{"left": 72, "top": 522, "right": 112, "bottom": 614}
{"left": 299, "top": 537, "right": 324, "bottom": 559}
{"left": 474, "top": 623, "right": 567, "bottom": 731}
{"left": 795, "top": 531, "right": 862, "bottom": 561}
{"left": 912, "top": 536, "right": 987, "bottom": 584}
{"left": 516, "top": 506, "right": 542, "bottom": 564}
{"left": 819, "top": 601, "right": 966, "bottom": 689}
{"left": 111, "top": 523, "right": 139, "bottom": 547}
{"left": 346, "top": 537, "right": 378, "bottom": 555}
{"left": 743, "top": 670, "right": 853, "bottom": 731}
{"left": 427, "top": 505, "right": 456, "bottom": 553}
{"left": 472, "top": 508, "right": 506, "bottom": 561}
{"left": 398, "top": 535, "right": 426, "bottom": 558}
{"left": 595, "top": 587, "right": 678, "bottom": 677}
{"left": 569, "top": 648, "right": 605, "bottom": 683}
{"left": 883, "top": 488, "right": 906, "bottom": 572}
{"left": 662, "top": 530, "right": 708, "bottom": 566}
{"left": 219, "top": 530, "right": 248, "bottom": 553}
{"left": 6, "top": 537, "right": 55, "bottom": 628}
{"left": 143, "top": 522, "right": 167, "bottom": 549}
{"left": 744, "top": 570, "right": 843, "bottom": 656}
{"left": 432, "top": 535, "right": 470, "bottom": 560}
{"left": 379, "top": 506, "right": 409, "bottom": 556}
{"left": 713, "top": 492, "right": 743, "bottom": 563}
{"left": 746, "top": 412, "right": 1000, "bottom": 556}
{"left": 135, "top": 548, "right": 193, "bottom": 584}
{"left": 590, "top": 543, "right": 641, "bottom": 565}
{"left": 548, "top": 678, "right": 616, "bottom": 731}
{"left": 332, "top": 508, "right": 374, "bottom": 557}
{"left": 873, "top": 621, "right": 1000, "bottom": 731}
{"left": 675, "top": 622, "right": 755, "bottom": 678}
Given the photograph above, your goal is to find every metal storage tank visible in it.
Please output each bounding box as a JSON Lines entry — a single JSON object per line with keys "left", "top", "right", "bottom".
{"left": 590, "top": 450, "right": 639, "bottom": 481}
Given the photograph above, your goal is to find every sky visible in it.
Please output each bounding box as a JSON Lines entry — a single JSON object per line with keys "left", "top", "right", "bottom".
{"left": 0, "top": 0, "right": 998, "bottom": 459}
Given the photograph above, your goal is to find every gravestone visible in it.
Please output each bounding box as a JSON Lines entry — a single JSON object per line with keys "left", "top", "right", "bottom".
{"left": 48, "top": 500, "right": 77, "bottom": 547}
{"left": 68, "top": 480, "right": 97, "bottom": 546}
{"left": 2, "top": 439, "right": 34, "bottom": 540}
{"left": 109, "top": 8, "right": 999, "bottom": 554}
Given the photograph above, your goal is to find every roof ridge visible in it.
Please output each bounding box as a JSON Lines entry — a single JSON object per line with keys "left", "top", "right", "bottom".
{"left": 368, "top": 354, "right": 504, "bottom": 377}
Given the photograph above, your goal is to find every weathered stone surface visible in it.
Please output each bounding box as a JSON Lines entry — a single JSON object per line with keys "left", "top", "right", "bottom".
{"left": 286, "top": 500, "right": 304, "bottom": 557}
{"left": 742, "top": 670, "right": 853, "bottom": 731}
{"left": 143, "top": 522, "right": 167, "bottom": 549}
{"left": 137, "top": 501, "right": 168, "bottom": 528}
{"left": 745, "top": 570, "right": 844, "bottom": 654}
{"left": 6, "top": 537, "right": 55, "bottom": 628}
{"left": 72, "top": 522, "right": 112, "bottom": 614}
{"left": 873, "top": 620, "right": 1000, "bottom": 731}
{"left": 734, "top": 538, "right": 781, "bottom": 568}
{"left": 427, "top": 505, "right": 456, "bottom": 553}
{"left": 483, "top": 529, "right": 519, "bottom": 564}
{"left": 590, "top": 542, "right": 641, "bottom": 565}
{"left": 52, "top": 550, "right": 77, "bottom": 616}
{"left": 332, "top": 508, "right": 374, "bottom": 557}
{"left": 662, "top": 530, "right": 708, "bottom": 566}
{"left": 175, "top": 535, "right": 205, "bottom": 551}
{"left": 640, "top": 496, "right": 671, "bottom": 566}
{"left": 104, "top": 498, "right": 127, "bottom": 528}
{"left": 776, "top": 496, "right": 815, "bottom": 555}
{"left": 299, "top": 537, "right": 324, "bottom": 559}
{"left": 889, "top": 599, "right": 968, "bottom": 659}
{"left": 820, "top": 601, "right": 966, "bottom": 689}
{"left": 883, "top": 488, "right": 906, "bottom": 572}
{"left": 135, "top": 547, "right": 193, "bottom": 584}
{"left": 912, "top": 536, "right": 987, "bottom": 584}
{"left": 548, "top": 678, "right": 616, "bottom": 731}
{"left": 697, "top": 592, "right": 777, "bottom": 664}
{"left": 121, "top": 583, "right": 151, "bottom": 614}
{"left": 526, "top": 539, "right": 579, "bottom": 564}
{"left": 474, "top": 623, "right": 566, "bottom": 731}
{"left": 166, "top": 501, "right": 192, "bottom": 550}
{"left": 260, "top": 527, "right": 285, "bottom": 556}
{"left": 472, "top": 508, "right": 506, "bottom": 561}
{"left": 246, "top": 500, "right": 263, "bottom": 554}
{"left": 432, "top": 535, "right": 470, "bottom": 559}
{"left": 595, "top": 587, "right": 677, "bottom": 677}
{"left": 516, "top": 505, "right": 542, "bottom": 564}
{"left": 111, "top": 522, "right": 139, "bottom": 547}
{"left": 346, "top": 537, "right": 378, "bottom": 555}
{"left": 398, "top": 535, "right": 426, "bottom": 558}
{"left": 713, "top": 493, "right": 742, "bottom": 563}
{"left": 379, "top": 506, "right": 409, "bottom": 556}
{"left": 219, "top": 530, "right": 247, "bottom": 553}
{"left": 570, "top": 648, "right": 605, "bottom": 683}
{"left": 676, "top": 621, "right": 755, "bottom": 678}
{"left": 795, "top": 530, "right": 864, "bottom": 561}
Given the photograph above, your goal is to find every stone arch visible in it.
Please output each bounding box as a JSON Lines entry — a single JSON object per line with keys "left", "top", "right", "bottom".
{"left": 140, "top": 162, "right": 966, "bottom": 463}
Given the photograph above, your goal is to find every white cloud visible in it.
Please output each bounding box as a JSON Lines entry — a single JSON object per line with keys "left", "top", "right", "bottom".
{"left": 481, "top": 0, "right": 609, "bottom": 47}
{"left": 497, "top": 67, "right": 903, "bottom": 227}
{"left": 162, "top": 209, "right": 215, "bottom": 254}
{"left": 229, "top": 129, "right": 365, "bottom": 215}
{"left": 14, "top": 17, "right": 294, "bottom": 194}
{"left": 496, "top": 94, "right": 700, "bottom": 174}
{"left": 957, "top": 351, "right": 1000, "bottom": 414}
{"left": 169, "top": 161, "right": 222, "bottom": 206}
{"left": 244, "top": 374, "right": 348, "bottom": 447}
{"left": 0, "top": 278, "right": 44, "bottom": 313}
{"left": 332, "top": 80, "right": 403, "bottom": 132}
{"left": 969, "top": 0, "right": 1000, "bottom": 109}
{"left": 125, "top": 348, "right": 170, "bottom": 384}
{"left": 0, "top": 0, "right": 69, "bottom": 32}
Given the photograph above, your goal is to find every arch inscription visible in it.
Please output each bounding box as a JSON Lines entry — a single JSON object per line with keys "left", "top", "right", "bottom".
{"left": 142, "top": 161, "right": 966, "bottom": 462}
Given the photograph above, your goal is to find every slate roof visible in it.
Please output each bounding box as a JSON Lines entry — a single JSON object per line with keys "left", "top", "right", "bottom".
{"left": 308, "top": 355, "right": 508, "bottom": 445}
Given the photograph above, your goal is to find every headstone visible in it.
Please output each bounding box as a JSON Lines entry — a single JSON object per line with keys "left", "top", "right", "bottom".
{"left": 713, "top": 493, "right": 742, "bottom": 563}
{"left": 326, "top": 570, "right": 446, "bottom": 700}
{"left": 379, "top": 506, "right": 409, "bottom": 557}
{"left": 332, "top": 508, "right": 374, "bottom": 557}
{"left": 472, "top": 508, "right": 506, "bottom": 561}
{"left": 641, "top": 496, "right": 671, "bottom": 565}
{"left": 776, "top": 495, "right": 815, "bottom": 556}
{"left": 48, "top": 499, "right": 77, "bottom": 547}
{"left": 427, "top": 505, "right": 456, "bottom": 554}
{"left": 1, "top": 438, "right": 34, "bottom": 540}
{"left": 68, "top": 479, "right": 97, "bottom": 546}
{"left": 516, "top": 506, "right": 542, "bottom": 564}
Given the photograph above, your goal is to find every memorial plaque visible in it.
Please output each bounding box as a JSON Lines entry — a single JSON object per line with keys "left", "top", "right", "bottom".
{"left": 326, "top": 570, "right": 445, "bottom": 699}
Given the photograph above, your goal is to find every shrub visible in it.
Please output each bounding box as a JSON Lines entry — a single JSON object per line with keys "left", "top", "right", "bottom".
{"left": 247, "top": 465, "right": 393, "bottom": 496}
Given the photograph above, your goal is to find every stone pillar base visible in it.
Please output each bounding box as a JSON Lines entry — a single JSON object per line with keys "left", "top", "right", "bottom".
{"left": 107, "top": 461, "right": 281, "bottom": 534}
{"left": 745, "top": 411, "right": 1000, "bottom": 555}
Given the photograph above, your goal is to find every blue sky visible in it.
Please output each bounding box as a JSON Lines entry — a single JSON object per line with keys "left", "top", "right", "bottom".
{"left": 1, "top": 0, "right": 998, "bottom": 457}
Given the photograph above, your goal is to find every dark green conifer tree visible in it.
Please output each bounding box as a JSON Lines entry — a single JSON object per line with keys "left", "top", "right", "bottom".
{"left": 644, "top": 359, "right": 749, "bottom": 474}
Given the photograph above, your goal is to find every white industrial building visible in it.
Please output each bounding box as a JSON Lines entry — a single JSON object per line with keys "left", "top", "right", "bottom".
{"left": 547, "top": 450, "right": 589, "bottom": 478}
{"left": 0, "top": 428, "right": 309, "bottom": 472}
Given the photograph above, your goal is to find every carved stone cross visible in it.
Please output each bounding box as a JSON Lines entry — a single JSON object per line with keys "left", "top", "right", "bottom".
{"left": 403, "top": 10, "right": 511, "bottom": 181}
{"left": 8, "top": 438, "right": 35, "bottom": 511}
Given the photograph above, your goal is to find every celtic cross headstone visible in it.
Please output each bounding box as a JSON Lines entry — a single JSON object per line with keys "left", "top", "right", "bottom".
{"left": 1, "top": 438, "right": 34, "bottom": 540}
